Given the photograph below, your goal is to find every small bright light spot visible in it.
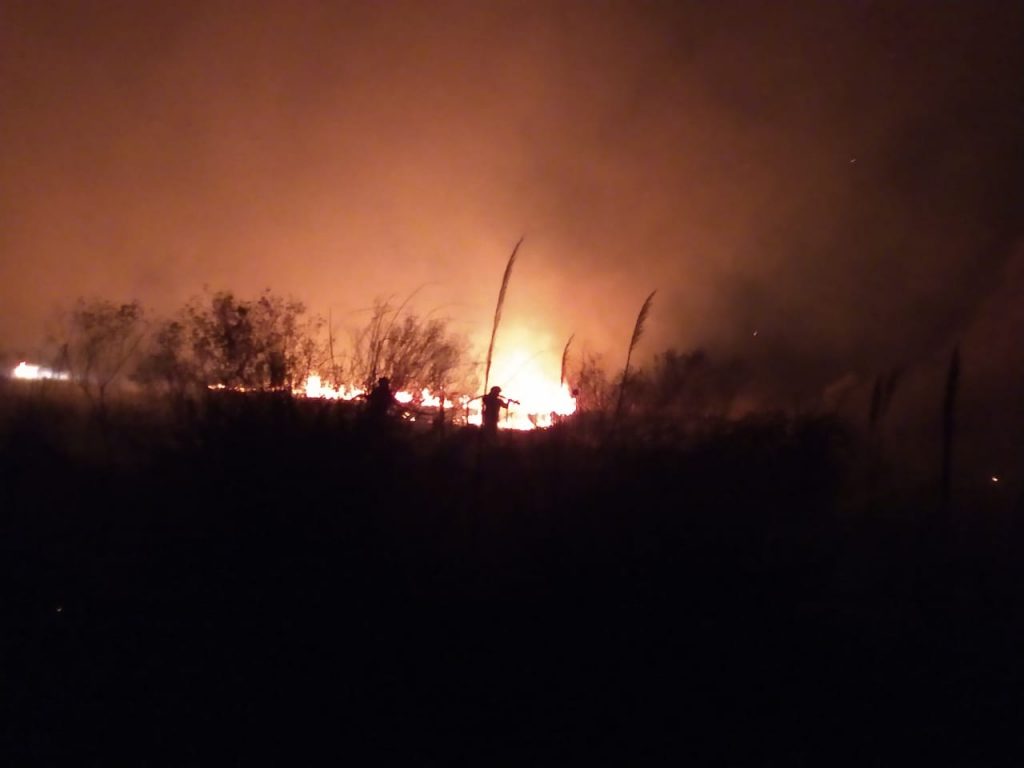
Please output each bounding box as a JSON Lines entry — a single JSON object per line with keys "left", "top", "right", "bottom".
{"left": 850, "top": 157, "right": 857, "bottom": 164}
{"left": 12, "top": 361, "right": 69, "bottom": 381}
{"left": 56, "top": 605, "right": 63, "bottom": 613}
{"left": 992, "top": 476, "right": 1000, "bottom": 483}
{"left": 14, "top": 362, "right": 40, "bottom": 379}
{"left": 752, "top": 330, "right": 759, "bottom": 337}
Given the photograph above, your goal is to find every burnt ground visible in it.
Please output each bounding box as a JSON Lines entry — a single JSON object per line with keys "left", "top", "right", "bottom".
{"left": 3, "top": 389, "right": 1024, "bottom": 765}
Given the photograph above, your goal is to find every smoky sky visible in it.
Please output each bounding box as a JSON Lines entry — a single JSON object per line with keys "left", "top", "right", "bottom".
{"left": 2, "top": 0, "right": 1022, "bottom": 392}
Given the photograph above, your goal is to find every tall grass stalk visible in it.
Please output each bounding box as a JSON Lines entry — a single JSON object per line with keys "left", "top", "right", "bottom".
{"left": 940, "top": 343, "right": 960, "bottom": 516}
{"left": 869, "top": 367, "right": 902, "bottom": 432}
{"left": 615, "top": 291, "right": 656, "bottom": 423}
{"left": 327, "top": 307, "right": 338, "bottom": 385}
{"left": 483, "top": 237, "right": 523, "bottom": 394}
{"left": 560, "top": 334, "right": 575, "bottom": 387}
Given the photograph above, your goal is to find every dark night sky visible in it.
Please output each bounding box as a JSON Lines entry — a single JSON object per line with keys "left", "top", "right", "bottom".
{"left": 2, "top": 0, "right": 1023, "bottom": 399}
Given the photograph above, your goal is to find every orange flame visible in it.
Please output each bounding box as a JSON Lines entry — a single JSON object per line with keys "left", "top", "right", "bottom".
{"left": 297, "top": 366, "right": 576, "bottom": 431}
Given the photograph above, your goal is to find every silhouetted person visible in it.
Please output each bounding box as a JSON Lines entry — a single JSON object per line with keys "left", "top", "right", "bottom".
{"left": 364, "top": 376, "right": 396, "bottom": 423}
{"left": 481, "top": 385, "right": 514, "bottom": 436}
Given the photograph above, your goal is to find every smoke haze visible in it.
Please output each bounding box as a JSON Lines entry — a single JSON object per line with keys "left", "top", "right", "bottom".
{"left": 3, "top": 0, "right": 1022, "bottom": 396}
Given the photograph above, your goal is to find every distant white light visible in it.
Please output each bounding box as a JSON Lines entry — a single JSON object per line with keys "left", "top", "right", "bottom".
{"left": 12, "top": 361, "right": 69, "bottom": 381}
{"left": 992, "top": 475, "right": 1000, "bottom": 483}
{"left": 13, "top": 362, "right": 40, "bottom": 379}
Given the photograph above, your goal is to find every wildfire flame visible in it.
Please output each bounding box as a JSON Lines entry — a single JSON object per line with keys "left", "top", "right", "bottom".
{"left": 461, "top": 377, "right": 577, "bottom": 430}
{"left": 474, "top": 340, "right": 578, "bottom": 429}
{"left": 296, "top": 346, "right": 577, "bottom": 431}
{"left": 302, "top": 374, "right": 365, "bottom": 401}
{"left": 8, "top": 352, "right": 575, "bottom": 432}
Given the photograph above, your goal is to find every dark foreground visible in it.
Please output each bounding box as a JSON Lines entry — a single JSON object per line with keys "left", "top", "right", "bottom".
{"left": 3, "top": 389, "right": 1024, "bottom": 764}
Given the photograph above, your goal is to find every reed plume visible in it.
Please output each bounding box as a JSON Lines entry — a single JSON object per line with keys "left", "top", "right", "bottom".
{"left": 560, "top": 333, "right": 575, "bottom": 387}
{"left": 483, "top": 237, "right": 523, "bottom": 394}
{"left": 615, "top": 290, "right": 656, "bottom": 422}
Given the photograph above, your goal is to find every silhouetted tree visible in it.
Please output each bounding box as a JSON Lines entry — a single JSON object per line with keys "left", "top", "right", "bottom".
{"left": 58, "top": 298, "right": 146, "bottom": 410}
{"left": 135, "top": 319, "right": 196, "bottom": 402}
{"left": 351, "top": 298, "right": 469, "bottom": 396}
{"left": 185, "top": 289, "right": 322, "bottom": 390}
{"left": 634, "top": 348, "right": 743, "bottom": 422}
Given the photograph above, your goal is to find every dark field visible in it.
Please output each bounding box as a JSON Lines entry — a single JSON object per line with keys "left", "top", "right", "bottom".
{"left": 3, "top": 382, "right": 1023, "bottom": 765}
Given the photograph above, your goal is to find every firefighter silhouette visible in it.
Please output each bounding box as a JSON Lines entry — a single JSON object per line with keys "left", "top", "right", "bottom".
{"left": 481, "top": 385, "right": 517, "bottom": 436}
{"left": 364, "top": 377, "right": 397, "bottom": 422}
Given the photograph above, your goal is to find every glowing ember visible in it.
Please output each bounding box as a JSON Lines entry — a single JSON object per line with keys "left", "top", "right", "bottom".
{"left": 11, "top": 361, "right": 69, "bottom": 381}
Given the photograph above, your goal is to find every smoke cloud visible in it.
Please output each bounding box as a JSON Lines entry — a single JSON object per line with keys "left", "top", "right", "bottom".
{"left": 2, "top": 1, "right": 1022, "bottom": 398}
